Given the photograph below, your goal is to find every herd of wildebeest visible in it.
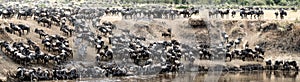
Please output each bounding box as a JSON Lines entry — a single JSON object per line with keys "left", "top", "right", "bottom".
{"left": 0, "top": 4, "right": 298, "bottom": 81}
{"left": 0, "top": 5, "right": 293, "bottom": 21}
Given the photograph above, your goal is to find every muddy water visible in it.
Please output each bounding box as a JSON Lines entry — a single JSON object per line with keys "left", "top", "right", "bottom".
{"left": 73, "top": 71, "right": 299, "bottom": 82}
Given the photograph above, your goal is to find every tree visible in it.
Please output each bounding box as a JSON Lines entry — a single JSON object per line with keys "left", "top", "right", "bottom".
{"left": 273, "top": 0, "right": 281, "bottom": 4}
{"left": 221, "top": 0, "right": 227, "bottom": 4}
{"left": 174, "top": 0, "right": 180, "bottom": 4}
{"left": 239, "top": 0, "right": 250, "bottom": 5}
{"left": 182, "top": 0, "right": 187, "bottom": 4}
{"left": 278, "top": 0, "right": 287, "bottom": 5}
{"left": 265, "top": 0, "right": 275, "bottom": 5}
{"left": 215, "top": 0, "right": 222, "bottom": 4}
{"left": 227, "top": 0, "right": 239, "bottom": 4}
{"left": 164, "top": 0, "right": 173, "bottom": 3}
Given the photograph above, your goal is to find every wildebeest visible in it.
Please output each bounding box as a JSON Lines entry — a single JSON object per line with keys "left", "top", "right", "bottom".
{"left": 34, "top": 28, "right": 48, "bottom": 39}
{"left": 240, "top": 8, "right": 254, "bottom": 19}
{"left": 50, "top": 15, "right": 61, "bottom": 26}
{"left": 275, "top": 12, "right": 279, "bottom": 19}
{"left": 9, "top": 23, "right": 22, "bottom": 36}
{"left": 168, "top": 10, "right": 178, "bottom": 20}
{"left": 37, "top": 17, "right": 52, "bottom": 28}
{"left": 5, "top": 27, "right": 13, "bottom": 34}
{"left": 14, "top": 67, "right": 78, "bottom": 81}
{"left": 209, "top": 9, "right": 219, "bottom": 18}
{"left": 231, "top": 10, "right": 236, "bottom": 18}
{"left": 121, "top": 8, "right": 134, "bottom": 19}
{"left": 2, "top": 8, "right": 14, "bottom": 19}
{"left": 253, "top": 10, "right": 264, "bottom": 19}
{"left": 60, "top": 25, "right": 74, "bottom": 37}
{"left": 17, "top": 9, "right": 32, "bottom": 20}
{"left": 279, "top": 10, "right": 287, "bottom": 19}
{"left": 96, "top": 47, "right": 113, "bottom": 61}
{"left": 17, "top": 24, "right": 30, "bottom": 34}
{"left": 218, "top": 9, "right": 230, "bottom": 18}
{"left": 162, "top": 28, "right": 172, "bottom": 38}
{"left": 179, "top": 9, "right": 190, "bottom": 18}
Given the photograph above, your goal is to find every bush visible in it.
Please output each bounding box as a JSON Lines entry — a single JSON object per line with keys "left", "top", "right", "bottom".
{"left": 174, "top": 0, "right": 180, "bottom": 4}
{"left": 239, "top": 0, "right": 250, "bottom": 5}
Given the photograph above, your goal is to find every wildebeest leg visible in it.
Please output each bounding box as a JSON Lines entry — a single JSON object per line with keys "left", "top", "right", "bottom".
{"left": 39, "top": 34, "right": 42, "bottom": 39}
{"left": 12, "top": 30, "right": 15, "bottom": 34}
{"left": 69, "top": 30, "right": 73, "bottom": 36}
{"left": 17, "top": 15, "right": 20, "bottom": 19}
{"left": 48, "top": 47, "right": 51, "bottom": 52}
{"left": 97, "top": 48, "right": 100, "bottom": 53}
{"left": 221, "top": 14, "right": 224, "bottom": 18}
{"left": 242, "top": 56, "right": 246, "bottom": 61}
{"left": 19, "top": 31, "right": 22, "bottom": 36}
{"left": 21, "top": 30, "right": 25, "bottom": 35}
{"left": 27, "top": 29, "right": 30, "bottom": 34}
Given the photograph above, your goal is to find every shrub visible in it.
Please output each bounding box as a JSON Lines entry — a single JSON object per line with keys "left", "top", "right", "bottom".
{"left": 239, "top": 0, "right": 250, "bottom": 5}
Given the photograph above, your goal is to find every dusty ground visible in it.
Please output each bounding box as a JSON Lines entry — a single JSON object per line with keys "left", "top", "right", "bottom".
{"left": 0, "top": 9, "right": 299, "bottom": 81}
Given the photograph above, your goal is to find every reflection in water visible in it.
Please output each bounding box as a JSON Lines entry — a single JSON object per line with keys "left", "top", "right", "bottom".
{"left": 79, "top": 71, "right": 299, "bottom": 82}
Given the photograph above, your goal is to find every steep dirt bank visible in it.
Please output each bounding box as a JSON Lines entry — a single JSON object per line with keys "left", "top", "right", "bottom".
{"left": 188, "top": 18, "right": 300, "bottom": 66}
{"left": 110, "top": 18, "right": 300, "bottom": 68}
{"left": 0, "top": 17, "right": 300, "bottom": 81}
{"left": 189, "top": 18, "right": 300, "bottom": 52}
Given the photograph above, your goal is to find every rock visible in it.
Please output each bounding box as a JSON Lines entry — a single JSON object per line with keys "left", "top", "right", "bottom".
{"left": 188, "top": 18, "right": 207, "bottom": 28}
{"left": 134, "top": 23, "right": 149, "bottom": 28}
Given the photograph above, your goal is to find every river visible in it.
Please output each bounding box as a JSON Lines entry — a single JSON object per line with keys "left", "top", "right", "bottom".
{"left": 70, "top": 71, "right": 299, "bottom": 82}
